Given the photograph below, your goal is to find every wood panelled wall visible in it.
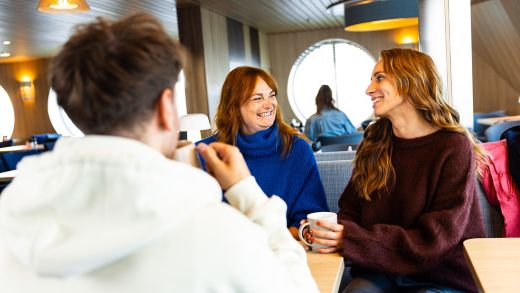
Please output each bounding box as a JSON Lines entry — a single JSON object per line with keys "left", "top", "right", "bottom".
{"left": 472, "top": 50, "right": 520, "bottom": 114}
{"left": 177, "top": 4, "right": 210, "bottom": 117}
{"left": 472, "top": 0, "right": 520, "bottom": 115}
{"left": 267, "top": 27, "right": 399, "bottom": 121}
{"left": 0, "top": 58, "right": 54, "bottom": 140}
{"left": 200, "top": 6, "right": 229, "bottom": 132}
{"left": 177, "top": 4, "right": 269, "bottom": 132}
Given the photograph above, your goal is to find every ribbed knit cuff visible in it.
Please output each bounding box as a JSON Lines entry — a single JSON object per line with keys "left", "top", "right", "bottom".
{"left": 224, "top": 176, "right": 268, "bottom": 214}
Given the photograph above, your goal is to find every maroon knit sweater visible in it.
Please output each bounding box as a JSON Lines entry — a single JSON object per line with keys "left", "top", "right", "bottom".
{"left": 338, "top": 130, "right": 485, "bottom": 292}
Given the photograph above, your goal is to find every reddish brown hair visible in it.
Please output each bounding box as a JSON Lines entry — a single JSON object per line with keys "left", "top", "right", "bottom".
{"left": 214, "top": 66, "right": 303, "bottom": 156}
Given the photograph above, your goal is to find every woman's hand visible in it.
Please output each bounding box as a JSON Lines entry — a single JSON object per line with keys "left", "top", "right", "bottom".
{"left": 311, "top": 220, "right": 344, "bottom": 254}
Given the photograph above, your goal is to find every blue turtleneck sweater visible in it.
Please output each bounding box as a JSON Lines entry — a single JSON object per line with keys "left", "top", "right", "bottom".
{"left": 197, "top": 123, "right": 329, "bottom": 228}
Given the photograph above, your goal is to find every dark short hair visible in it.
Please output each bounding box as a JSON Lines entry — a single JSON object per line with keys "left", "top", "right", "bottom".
{"left": 51, "top": 12, "right": 185, "bottom": 134}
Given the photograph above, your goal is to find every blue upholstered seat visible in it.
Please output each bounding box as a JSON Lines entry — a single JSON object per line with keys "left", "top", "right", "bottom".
{"left": 315, "top": 150, "right": 356, "bottom": 161}
{"left": 0, "top": 139, "right": 15, "bottom": 148}
{"left": 473, "top": 110, "right": 506, "bottom": 141}
{"left": 0, "top": 149, "right": 41, "bottom": 171}
{"left": 317, "top": 159, "right": 353, "bottom": 213}
{"left": 313, "top": 132, "right": 364, "bottom": 152}
{"left": 31, "top": 133, "right": 61, "bottom": 144}
{"left": 484, "top": 120, "right": 520, "bottom": 142}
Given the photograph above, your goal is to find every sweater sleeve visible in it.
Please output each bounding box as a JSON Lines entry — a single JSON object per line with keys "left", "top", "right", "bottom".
{"left": 338, "top": 139, "right": 479, "bottom": 275}
{"left": 195, "top": 135, "right": 217, "bottom": 171}
{"left": 225, "top": 176, "right": 319, "bottom": 292}
{"left": 286, "top": 140, "right": 330, "bottom": 228}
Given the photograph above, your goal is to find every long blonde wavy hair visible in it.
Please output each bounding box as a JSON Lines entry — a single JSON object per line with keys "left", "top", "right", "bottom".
{"left": 214, "top": 66, "right": 303, "bottom": 157}
{"left": 351, "top": 48, "right": 486, "bottom": 201}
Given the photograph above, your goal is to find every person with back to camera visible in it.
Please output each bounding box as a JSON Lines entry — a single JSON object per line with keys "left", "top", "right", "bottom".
{"left": 0, "top": 13, "right": 319, "bottom": 293}
{"left": 197, "top": 66, "right": 329, "bottom": 239}
{"left": 304, "top": 84, "right": 356, "bottom": 142}
{"left": 300, "top": 48, "right": 486, "bottom": 292}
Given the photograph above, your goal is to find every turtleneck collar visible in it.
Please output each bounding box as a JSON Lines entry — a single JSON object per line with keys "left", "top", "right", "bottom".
{"left": 236, "top": 122, "right": 280, "bottom": 157}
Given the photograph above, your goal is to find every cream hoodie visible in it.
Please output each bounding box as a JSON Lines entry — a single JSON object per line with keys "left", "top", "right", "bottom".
{"left": 0, "top": 136, "right": 318, "bottom": 293}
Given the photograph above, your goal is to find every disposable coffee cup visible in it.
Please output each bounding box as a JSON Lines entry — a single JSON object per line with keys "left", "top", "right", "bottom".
{"left": 174, "top": 140, "right": 201, "bottom": 168}
{"left": 298, "top": 212, "right": 337, "bottom": 252}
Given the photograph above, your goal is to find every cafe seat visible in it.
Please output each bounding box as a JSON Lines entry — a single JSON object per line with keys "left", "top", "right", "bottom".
{"left": 473, "top": 110, "right": 506, "bottom": 141}
{"left": 484, "top": 120, "right": 520, "bottom": 142}
{"left": 312, "top": 132, "right": 363, "bottom": 152}
{"left": 315, "top": 150, "right": 356, "bottom": 161}
{"left": 31, "top": 133, "right": 61, "bottom": 144}
{"left": 0, "top": 139, "right": 15, "bottom": 148}
{"left": 0, "top": 149, "right": 41, "bottom": 171}
{"left": 317, "top": 159, "right": 353, "bottom": 213}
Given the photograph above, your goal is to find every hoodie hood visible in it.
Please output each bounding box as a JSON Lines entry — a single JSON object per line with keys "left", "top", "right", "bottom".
{"left": 0, "top": 136, "right": 221, "bottom": 278}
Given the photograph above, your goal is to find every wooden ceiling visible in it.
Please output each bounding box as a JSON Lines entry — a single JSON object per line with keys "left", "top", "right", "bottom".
{"left": 0, "top": 0, "right": 345, "bottom": 63}
{"left": 0, "top": 0, "right": 514, "bottom": 69}
{"left": 0, "top": 0, "right": 178, "bottom": 62}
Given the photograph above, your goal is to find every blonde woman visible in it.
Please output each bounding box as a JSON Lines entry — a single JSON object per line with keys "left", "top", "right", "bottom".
{"left": 308, "top": 48, "right": 485, "bottom": 293}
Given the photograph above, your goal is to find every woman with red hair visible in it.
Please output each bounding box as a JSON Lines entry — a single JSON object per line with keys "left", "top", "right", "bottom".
{"left": 197, "top": 66, "right": 329, "bottom": 238}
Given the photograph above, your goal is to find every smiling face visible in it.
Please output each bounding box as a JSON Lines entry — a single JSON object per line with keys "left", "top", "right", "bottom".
{"left": 366, "top": 61, "right": 410, "bottom": 119}
{"left": 239, "top": 77, "right": 278, "bottom": 135}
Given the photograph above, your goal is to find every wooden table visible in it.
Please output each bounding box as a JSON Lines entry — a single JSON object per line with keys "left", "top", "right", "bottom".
{"left": 0, "top": 170, "right": 17, "bottom": 183}
{"left": 477, "top": 115, "right": 520, "bottom": 126}
{"left": 307, "top": 252, "right": 345, "bottom": 293}
{"left": 463, "top": 238, "right": 520, "bottom": 293}
{"left": 0, "top": 144, "right": 44, "bottom": 153}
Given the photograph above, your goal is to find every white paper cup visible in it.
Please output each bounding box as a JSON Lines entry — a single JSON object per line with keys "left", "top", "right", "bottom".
{"left": 174, "top": 141, "right": 200, "bottom": 168}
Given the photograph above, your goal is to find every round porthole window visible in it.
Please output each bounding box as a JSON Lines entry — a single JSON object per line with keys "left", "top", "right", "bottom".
{"left": 47, "top": 88, "right": 83, "bottom": 137}
{"left": 0, "top": 86, "right": 15, "bottom": 139}
{"left": 288, "top": 39, "right": 376, "bottom": 127}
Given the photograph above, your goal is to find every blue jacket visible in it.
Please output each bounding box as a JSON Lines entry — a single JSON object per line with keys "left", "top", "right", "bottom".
{"left": 197, "top": 123, "right": 329, "bottom": 228}
{"left": 304, "top": 108, "right": 356, "bottom": 141}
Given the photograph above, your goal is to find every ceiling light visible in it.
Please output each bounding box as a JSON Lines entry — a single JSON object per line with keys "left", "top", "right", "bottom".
{"left": 2, "top": 41, "right": 10, "bottom": 45}
{"left": 327, "top": 0, "right": 418, "bottom": 32}
{"left": 38, "top": 0, "right": 90, "bottom": 14}
{"left": 0, "top": 52, "right": 11, "bottom": 58}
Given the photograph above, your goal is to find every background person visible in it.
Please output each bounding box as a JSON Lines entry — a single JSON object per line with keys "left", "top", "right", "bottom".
{"left": 305, "top": 48, "right": 486, "bottom": 292}
{"left": 197, "top": 66, "right": 329, "bottom": 238}
{"left": 0, "top": 13, "right": 318, "bottom": 293}
{"left": 304, "top": 84, "right": 356, "bottom": 142}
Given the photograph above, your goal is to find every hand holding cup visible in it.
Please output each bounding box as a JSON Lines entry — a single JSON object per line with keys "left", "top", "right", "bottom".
{"left": 298, "top": 212, "right": 343, "bottom": 253}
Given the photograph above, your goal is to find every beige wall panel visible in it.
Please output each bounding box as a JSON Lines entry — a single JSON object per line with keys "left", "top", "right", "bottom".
{"left": 259, "top": 31, "right": 271, "bottom": 72}
{"left": 243, "top": 25, "right": 252, "bottom": 65}
{"left": 0, "top": 58, "right": 54, "bottom": 140}
{"left": 267, "top": 27, "right": 397, "bottom": 121}
{"left": 473, "top": 50, "right": 520, "bottom": 114}
{"left": 472, "top": 0, "right": 520, "bottom": 94}
{"left": 201, "top": 7, "right": 229, "bottom": 131}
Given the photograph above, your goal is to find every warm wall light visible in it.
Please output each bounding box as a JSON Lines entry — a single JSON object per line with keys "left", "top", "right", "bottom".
{"left": 38, "top": 0, "right": 90, "bottom": 14}
{"left": 19, "top": 77, "right": 35, "bottom": 103}
{"left": 394, "top": 26, "right": 419, "bottom": 49}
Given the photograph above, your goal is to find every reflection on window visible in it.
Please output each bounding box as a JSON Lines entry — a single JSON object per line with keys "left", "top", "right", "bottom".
{"left": 47, "top": 89, "right": 84, "bottom": 137}
{"left": 0, "top": 86, "right": 15, "bottom": 139}
{"left": 47, "top": 71, "right": 188, "bottom": 136}
{"left": 288, "top": 39, "right": 376, "bottom": 127}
